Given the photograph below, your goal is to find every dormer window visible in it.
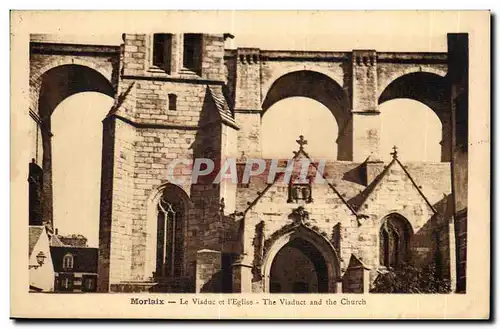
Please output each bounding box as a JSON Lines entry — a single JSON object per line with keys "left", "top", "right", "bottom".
{"left": 152, "top": 33, "right": 172, "bottom": 73}
{"left": 182, "top": 34, "right": 202, "bottom": 74}
{"left": 63, "top": 253, "right": 74, "bottom": 270}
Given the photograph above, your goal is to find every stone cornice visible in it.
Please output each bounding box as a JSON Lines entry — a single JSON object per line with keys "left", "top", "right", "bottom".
{"left": 30, "top": 42, "right": 120, "bottom": 57}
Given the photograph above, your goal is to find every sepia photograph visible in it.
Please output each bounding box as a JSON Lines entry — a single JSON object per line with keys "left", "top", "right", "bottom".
{"left": 11, "top": 10, "right": 490, "bottom": 319}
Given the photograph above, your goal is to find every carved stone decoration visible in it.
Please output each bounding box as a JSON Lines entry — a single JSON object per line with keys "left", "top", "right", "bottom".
{"left": 332, "top": 222, "right": 341, "bottom": 255}
{"left": 261, "top": 219, "right": 328, "bottom": 279}
{"left": 251, "top": 221, "right": 265, "bottom": 282}
{"left": 287, "top": 180, "right": 313, "bottom": 204}
{"left": 290, "top": 206, "right": 310, "bottom": 227}
{"left": 219, "top": 198, "right": 225, "bottom": 214}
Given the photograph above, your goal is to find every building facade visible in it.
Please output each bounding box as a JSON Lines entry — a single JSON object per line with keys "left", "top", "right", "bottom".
{"left": 28, "top": 32, "right": 468, "bottom": 293}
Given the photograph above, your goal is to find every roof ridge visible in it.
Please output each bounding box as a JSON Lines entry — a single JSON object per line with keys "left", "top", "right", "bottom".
{"left": 354, "top": 158, "right": 437, "bottom": 215}
{"left": 207, "top": 85, "right": 239, "bottom": 130}
{"left": 296, "top": 149, "right": 359, "bottom": 218}
{"left": 243, "top": 172, "right": 285, "bottom": 215}
{"left": 241, "top": 150, "right": 359, "bottom": 219}
{"left": 395, "top": 158, "right": 437, "bottom": 214}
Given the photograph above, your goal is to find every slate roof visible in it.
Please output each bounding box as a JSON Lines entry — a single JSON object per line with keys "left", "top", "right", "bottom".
{"left": 207, "top": 85, "right": 239, "bottom": 129}
{"left": 50, "top": 246, "right": 98, "bottom": 273}
{"left": 29, "top": 226, "right": 45, "bottom": 257}
{"left": 235, "top": 156, "right": 450, "bottom": 217}
{"left": 50, "top": 234, "right": 66, "bottom": 247}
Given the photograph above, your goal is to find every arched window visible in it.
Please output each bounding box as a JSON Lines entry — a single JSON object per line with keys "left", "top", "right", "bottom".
{"left": 156, "top": 189, "right": 186, "bottom": 278}
{"left": 63, "top": 253, "right": 74, "bottom": 270}
{"left": 380, "top": 214, "right": 412, "bottom": 268}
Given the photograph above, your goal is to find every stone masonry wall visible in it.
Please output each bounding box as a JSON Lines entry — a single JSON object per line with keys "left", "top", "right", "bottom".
{"left": 113, "top": 33, "right": 228, "bottom": 283}
{"left": 108, "top": 119, "right": 136, "bottom": 283}
{"left": 29, "top": 52, "right": 118, "bottom": 115}
{"left": 30, "top": 37, "right": 457, "bottom": 293}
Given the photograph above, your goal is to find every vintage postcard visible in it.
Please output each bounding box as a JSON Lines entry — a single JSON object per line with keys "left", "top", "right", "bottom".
{"left": 10, "top": 10, "right": 490, "bottom": 319}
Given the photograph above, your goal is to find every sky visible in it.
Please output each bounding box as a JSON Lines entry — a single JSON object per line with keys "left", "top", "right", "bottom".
{"left": 52, "top": 93, "right": 114, "bottom": 247}
{"left": 45, "top": 28, "right": 446, "bottom": 247}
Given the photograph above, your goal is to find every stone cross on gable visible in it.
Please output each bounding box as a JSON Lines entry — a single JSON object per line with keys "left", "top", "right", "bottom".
{"left": 390, "top": 145, "right": 398, "bottom": 159}
{"left": 296, "top": 135, "right": 308, "bottom": 151}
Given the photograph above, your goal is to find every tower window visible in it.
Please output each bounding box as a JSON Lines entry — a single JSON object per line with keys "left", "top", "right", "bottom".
{"left": 182, "top": 34, "right": 202, "bottom": 74}
{"left": 168, "top": 94, "right": 177, "bottom": 111}
{"left": 152, "top": 33, "right": 172, "bottom": 73}
{"left": 156, "top": 190, "right": 186, "bottom": 278}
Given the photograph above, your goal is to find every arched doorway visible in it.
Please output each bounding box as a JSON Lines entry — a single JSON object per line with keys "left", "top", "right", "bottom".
{"left": 270, "top": 238, "right": 328, "bottom": 293}
{"left": 263, "top": 225, "right": 340, "bottom": 293}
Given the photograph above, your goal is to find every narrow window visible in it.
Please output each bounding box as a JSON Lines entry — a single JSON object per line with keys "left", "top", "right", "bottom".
{"left": 152, "top": 33, "right": 172, "bottom": 73}
{"left": 168, "top": 94, "right": 177, "bottom": 111}
{"left": 183, "top": 34, "right": 202, "bottom": 73}
{"left": 156, "top": 189, "right": 186, "bottom": 278}
{"left": 63, "top": 253, "right": 74, "bottom": 270}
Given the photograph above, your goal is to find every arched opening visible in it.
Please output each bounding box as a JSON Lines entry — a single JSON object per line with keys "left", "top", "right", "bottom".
{"left": 263, "top": 225, "right": 340, "bottom": 293}
{"left": 35, "top": 64, "right": 115, "bottom": 236}
{"left": 261, "top": 70, "right": 351, "bottom": 160}
{"left": 379, "top": 99, "right": 442, "bottom": 162}
{"left": 270, "top": 238, "right": 328, "bottom": 293}
{"left": 51, "top": 92, "right": 114, "bottom": 247}
{"left": 378, "top": 72, "right": 450, "bottom": 162}
{"left": 379, "top": 213, "right": 414, "bottom": 268}
{"left": 62, "top": 253, "right": 74, "bottom": 270}
{"left": 261, "top": 97, "right": 339, "bottom": 159}
{"left": 146, "top": 183, "right": 191, "bottom": 280}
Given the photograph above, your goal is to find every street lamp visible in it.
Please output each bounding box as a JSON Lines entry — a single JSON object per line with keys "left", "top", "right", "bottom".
{"left": 36, "top": 251, "right": 46, "bottom": 266}
{"left": 30, "top": 251, "right": 47, "bottom": 269}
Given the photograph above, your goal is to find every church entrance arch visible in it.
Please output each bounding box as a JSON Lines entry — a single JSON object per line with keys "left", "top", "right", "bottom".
{"left": 262, "top": 225, "right": 340, "bottom": 293}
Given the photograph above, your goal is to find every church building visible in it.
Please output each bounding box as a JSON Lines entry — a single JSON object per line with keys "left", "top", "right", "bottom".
{"left": 28, "top": 32, "right": 468, "bottom": 293}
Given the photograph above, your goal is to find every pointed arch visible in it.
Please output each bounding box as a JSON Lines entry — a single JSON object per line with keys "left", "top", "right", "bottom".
{"left": 379, "top": 213, "right": 414, "bottom": 268}
{"left": 145, "top": 183, "right": 192, "bottom": 280}
{"left": 262, "top": 224, "right": 340, "bottom": 293}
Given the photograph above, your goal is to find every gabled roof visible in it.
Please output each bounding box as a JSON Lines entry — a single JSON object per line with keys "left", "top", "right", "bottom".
{"left": 351, "top": 157, "right": 437, "bottom": 214}
{"left": 29, "top": 226, "right": 45, "bottom": 257}
{"left": 207, "top": 85, "right": 239, "bottom": 130}
{"left": 50, "top": 246, "right": 98, "bottom": 273}
{"left": 50, "top": 234, "right": 66, "bottom": 247}
{"left": 241, "top": 142, "right": 359, "bottom": 218}
{"left": 346, "top": 254, "right": 370, "bottom": 270}
{"left": 107, "top": 81, "right": 135, "bottom": 117}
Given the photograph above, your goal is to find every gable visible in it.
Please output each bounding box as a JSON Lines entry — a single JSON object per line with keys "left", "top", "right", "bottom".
{"left": 240, "top": 155, "right": 358, "bottom": 218}
{"left": 356, "top": 159, "right": 436, "bottom": 220}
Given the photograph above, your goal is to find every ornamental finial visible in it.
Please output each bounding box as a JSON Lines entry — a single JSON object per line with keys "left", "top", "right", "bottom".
{"left": 390, "top": 145, "right": 398, "bottom": 159}
{"left": 296, "top": 135, "right": 308, "bottom": 151}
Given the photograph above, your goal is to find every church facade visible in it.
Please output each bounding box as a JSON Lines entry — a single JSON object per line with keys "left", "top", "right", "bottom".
{"left": 28, "top": 32, "right": 468, "bottom": 293}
